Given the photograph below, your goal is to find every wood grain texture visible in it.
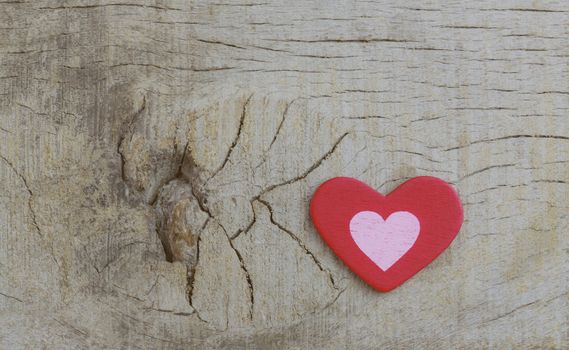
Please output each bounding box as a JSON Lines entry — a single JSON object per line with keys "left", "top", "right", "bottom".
{"left": 1, "top": 0, "right": 568, "bottom": 348}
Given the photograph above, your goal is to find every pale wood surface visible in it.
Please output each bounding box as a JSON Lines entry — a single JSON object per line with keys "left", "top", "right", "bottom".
{"left": 1, "top": 0, "right": 568, "bottom": 349}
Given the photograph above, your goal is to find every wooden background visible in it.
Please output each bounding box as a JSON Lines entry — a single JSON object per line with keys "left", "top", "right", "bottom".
{"left": 1, "top": 0, "right": 568, "bottom": 348}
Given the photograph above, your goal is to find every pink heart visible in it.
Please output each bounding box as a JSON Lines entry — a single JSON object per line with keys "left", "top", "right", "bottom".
{"left": 349, "top": 211, "right": 420, "bottom": 271}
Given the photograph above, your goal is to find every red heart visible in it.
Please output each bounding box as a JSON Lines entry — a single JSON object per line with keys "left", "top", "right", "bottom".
{"left": 310, "top": 176, "right": 463, "bottom": 292}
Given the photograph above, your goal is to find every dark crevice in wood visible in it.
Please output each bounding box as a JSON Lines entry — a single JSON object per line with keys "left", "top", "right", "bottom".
{"left": 257, "top": 198, "right": 338, "bottom": 290}
{"left": 209, "top": 94, "right": 253, "bottom": 181}
{"left": 220, "top": 224, "right": 255, "bottom": 320}
{"left": 0, "top": 155, "right": 41, "bottom": 236}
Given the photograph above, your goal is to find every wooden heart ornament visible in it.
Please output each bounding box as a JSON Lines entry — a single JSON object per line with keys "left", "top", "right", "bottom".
{"left": 310, "top": 176, "right": 463, "bottom": 292}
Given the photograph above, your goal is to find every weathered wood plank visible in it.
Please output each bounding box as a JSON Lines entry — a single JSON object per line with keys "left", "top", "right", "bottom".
{"left": 1, "top": 0, "right": 568, "bottom": 348}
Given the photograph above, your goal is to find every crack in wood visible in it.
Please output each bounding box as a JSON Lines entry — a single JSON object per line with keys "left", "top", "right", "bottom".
{"left": 257, "top": 132, "right": 350, "bottom": 197}
{"left": 445, "top": 134, "right": 569, "bottom": 152}
{"left": 117, "top": 95, "right": 147, "bottom": 186}
{"left": 257, "top": 198, "right": 338, "bottom": 290}
{"left": 0, "top": 154, "right": 41, "bottom": 237}
{"left": 220, "top": 224, "right": 255, "bottom": 320}
{"left": 209, "top": 94, "right": 254, "bottom": 181}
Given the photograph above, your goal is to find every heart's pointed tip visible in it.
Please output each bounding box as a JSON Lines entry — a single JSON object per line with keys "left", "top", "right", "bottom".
{"left": 370, "top": 283, "right": 398, "bottom": 293}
